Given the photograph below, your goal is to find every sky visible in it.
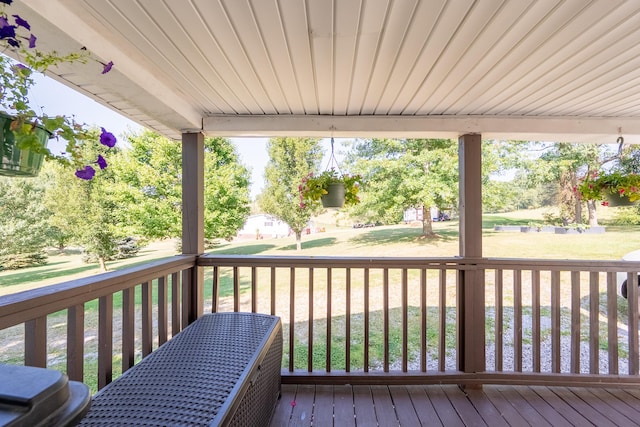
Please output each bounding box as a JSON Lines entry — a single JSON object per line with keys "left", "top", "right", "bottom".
{"left": 29, "top": 73, "right": 346, "bottom": 199}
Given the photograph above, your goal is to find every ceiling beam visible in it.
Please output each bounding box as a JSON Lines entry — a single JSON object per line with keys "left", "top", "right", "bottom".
{"left": 202, "top": 115, "right": 640, "bottom": 143}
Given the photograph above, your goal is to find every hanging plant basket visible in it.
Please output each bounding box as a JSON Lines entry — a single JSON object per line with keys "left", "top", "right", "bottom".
{"left": 604, "top": 192, "right": 637, "bottom": 207}
{"left": 321, "top": 182, "right": 346, "bottom": 208}
{"left": 0, "top": 113, "right": 51, "bottom": 177}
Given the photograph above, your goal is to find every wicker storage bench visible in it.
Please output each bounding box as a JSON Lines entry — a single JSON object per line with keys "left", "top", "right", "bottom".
{"left": 78, "top": 312, "right": 282, "bottom": 426}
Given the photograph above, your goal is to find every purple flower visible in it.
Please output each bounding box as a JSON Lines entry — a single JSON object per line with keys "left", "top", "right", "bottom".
{"left": 0, "top": 0, "right": 13, "bottom": 5}
{"left": 0, "top": 24, "right": 16, "bottom": 40}
{"left": 28, "top": 33, "right": 36, "bottom": 48}
{"left": 6, "top": 37, "right": 18, "bottom": 48}
{"left": 101, "top": 61, "right": 113, "bottom": 74}
{"left": 96, "top": 154, "right": 107, "bottom": 169}
{"left": 12, "top": 15, "right": 29, "bottom": 30}
{"left": 0, "top": 16, "right": 9, "bottom": 28}
{"left": 75, "top": 166, "right": 96, "bottom": 180}
{"left": 99, "top": 127, "right": 116, "bottom": 147}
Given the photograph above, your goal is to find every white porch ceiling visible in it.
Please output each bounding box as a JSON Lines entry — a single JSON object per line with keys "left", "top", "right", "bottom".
{"left": 15, "top": 0, "right": 640, "bottom": 143}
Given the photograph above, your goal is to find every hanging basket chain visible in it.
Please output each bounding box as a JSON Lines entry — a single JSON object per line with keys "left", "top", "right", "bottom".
{"left": 323, "top": 137, "right": 342, "bottom": 175}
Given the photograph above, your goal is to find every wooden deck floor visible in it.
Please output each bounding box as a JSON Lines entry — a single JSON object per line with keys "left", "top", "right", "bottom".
{"left": 270, "top": 384, "right": 640, "bottom": 426}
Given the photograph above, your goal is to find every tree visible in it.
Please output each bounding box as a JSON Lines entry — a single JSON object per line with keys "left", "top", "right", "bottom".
{"left": 114, "top": 130, "right": 251, "bottom": 242}
{"left": 530, "top": 143, "right": 617, "bottom": 226}
{"left": 203, "top": 137, "right": 252, "bottom": 240}
{"left": 346, "top": 138, "right": 458, "bottom": 236}
{"left": 44, "top": 136, "right": 127, "bottom": 271}
{"left": 258, "top": 137, "right": 323, "bottom": 251}
{"left": 0, "top": 177, "right": 50, "bottom": 269}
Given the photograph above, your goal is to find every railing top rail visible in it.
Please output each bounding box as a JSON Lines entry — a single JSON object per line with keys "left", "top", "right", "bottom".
{"left": 198, "top": 255, "right": 464, "bottom": 268}
{"left": 479, "top": 257, "right": 640, "bottom": 271}
{"left": 199, "top": 254, "right": 640, "bottom": 271}
{"left": 0, "top": 255, "right": 197, "bottom": 329}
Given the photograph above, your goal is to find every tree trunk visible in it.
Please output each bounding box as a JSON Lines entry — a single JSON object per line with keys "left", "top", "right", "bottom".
{"left": 587, "top": 200, "right": 599, "bottom": 226}
{"left": 295, "top": 230, "right": 302, "bottom": 251}
{"left": 98, "top": 256, "right": 108, "bottom": 272}
{"left": 575, "top": 200, "right": 583, "bottom": 224}
{"left": 421, "top": 205, "right": 436, "bottom": 237}
{"left": 571, "top": 172, "right": 583, "bottom": 224}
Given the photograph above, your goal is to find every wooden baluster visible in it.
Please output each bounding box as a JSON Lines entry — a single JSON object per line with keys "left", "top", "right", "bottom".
{"left": 142, "top": 281, "right": 152, "bottom": 357}
{"left": 122, "top": 287, "right": 135, "bottom": 372}
{"left": 308, "top": 267, "right": 314, "bottom": 372}
{"left": 401, "top": 268, "right": 408, "bottom": 372}
{"left": 514, "top": 269, "right": 522, "bottom": 372}
{"left": 495, "top": 269, "right": 503, "bottom": 372}
{"left": 98, "top": 295, "right": 113, "bottom": 390}
{"left": 364, "top": 268, "right": 370, "bottom": 373}
{"left": 67, "top": 304, "right": 85, "bottom": 381}
{"left": 606, "top": 271, "right": 618, "bottom": 375}
{"left": 25, "top": 316, "right": 46, "bottom": 368}
{"left": 289, "top": 267, "right": 295, "bottom": 372}
{"left": 420, "top": 268, "right": 427, "bottom": 372}
{"left": 326, "top": 268, "right": 332, "bottom": 372}
{"left": 532, "top": 270, "right": 541, "bottom": 373}
{"left": 589, "top": 271, "right": 599, "bottom": 374}
{"left": 346, "top": 267, "right": 352, "bottom": 373}
{"left": 158, "top": 276, "right": 168, "bottom": 345}
{"left": 171, "top": 272, "right": 181, "bottom": 335}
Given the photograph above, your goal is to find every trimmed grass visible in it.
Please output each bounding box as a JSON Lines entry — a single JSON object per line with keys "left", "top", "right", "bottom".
{"left": 3, "top": 208, "right": 636, "bottom": 296}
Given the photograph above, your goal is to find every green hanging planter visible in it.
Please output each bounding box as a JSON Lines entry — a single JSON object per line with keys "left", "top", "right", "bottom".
{"left": 0, "top": 112, "right": 51, "bottom": 177}
{"left": 321, "top": 182, "right": 346, "bottom": 208}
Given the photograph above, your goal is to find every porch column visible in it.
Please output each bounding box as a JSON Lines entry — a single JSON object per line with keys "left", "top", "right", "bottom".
{"left": 457, "top": 133, "right": 485, "bottom": 375}
{"left": 182, "top": 132, "right": 205, "bottom": 323}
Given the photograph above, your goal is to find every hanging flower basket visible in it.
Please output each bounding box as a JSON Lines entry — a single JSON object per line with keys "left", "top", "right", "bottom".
{"left": 577, "top": 170, "right": 640, "bottom": 206}
{"left": 299, "top": 169, "right": 362, "bottom": 209}
{"left": 0, "top": 3, "right": 117, "bottom": 180}
{"left": 0, "top": 112, "right": 51, "bottom": 177}
{"left": 321, "top": 182, "right": 346, "bottom": 208}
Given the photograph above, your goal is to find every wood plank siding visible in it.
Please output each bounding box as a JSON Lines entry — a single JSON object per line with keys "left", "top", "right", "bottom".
{"left": 271, "top": 384, "right": 640, "bottom": 426}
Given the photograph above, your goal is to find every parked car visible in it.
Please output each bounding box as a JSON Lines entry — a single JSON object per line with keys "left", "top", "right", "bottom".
{"left": 432, "top": 212, "right": 450, "bottom": 221}
{"left": 352, "top": 223, "right": 376, "bottom": 229}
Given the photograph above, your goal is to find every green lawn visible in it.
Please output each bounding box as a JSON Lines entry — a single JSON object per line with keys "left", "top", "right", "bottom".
{"left": 2, "top": 208, "right": 639, "bottom": 295}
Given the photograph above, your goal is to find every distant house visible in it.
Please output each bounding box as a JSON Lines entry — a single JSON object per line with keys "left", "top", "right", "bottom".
{"left": 237, "top": 214, "right": 291, "bottom": 240}
{"left": 403, "top": 207, "right": 439, "bottom": 223}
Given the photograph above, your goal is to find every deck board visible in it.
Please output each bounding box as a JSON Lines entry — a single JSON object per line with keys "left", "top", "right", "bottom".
{"left": 269, "top": 384, "right": 640, "bottom": 426}
{"left": 590, "top": 388, "right": 640, "bottom": 424}
{"left": 312, "top": 385, "right": 335, "bottom": 426}
{"left": 332, "top": 385, "right": 355, "bottom": 426}
{"left": 575, "top": 388, "right": 635, "bottom": 426}
{"left": 494, "top": 386, "right": 553, "bottom": 426}
{"left": 406, "top": 385, "right": 443, "bottom": 427}
{"left": 388, "top": 385, "right": 421, "bottom": 426}
{"left": 271, "top": 384, "right": 296, "bottom": 426}
{"left": 527, "top": 386, "right": 590, "bottom": 426}
{"left": 289, "top": 384, "right": 314, "bottom": 426}
{"left": 553, "top": 387, "right": 616, "bottom": 427}
{"left": 465, "top": 388, "right": 509, "bottom": 427}
{"left": 516, "top": 386, "right": 573, "bottom": 426}
{"left": 480, "top": 386, "right": 530, "bottom": 426}
{"left": 427, "top": 385, "right": 465, "bottom": 427}
{"left": 352, "top": 385, "right": 378, "bottom": 427}
{"left": 442, "top": 385, "right": 487, "bottom": 426}
{"left": 370, "top": 385, "right": 400, "bottom": 426}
